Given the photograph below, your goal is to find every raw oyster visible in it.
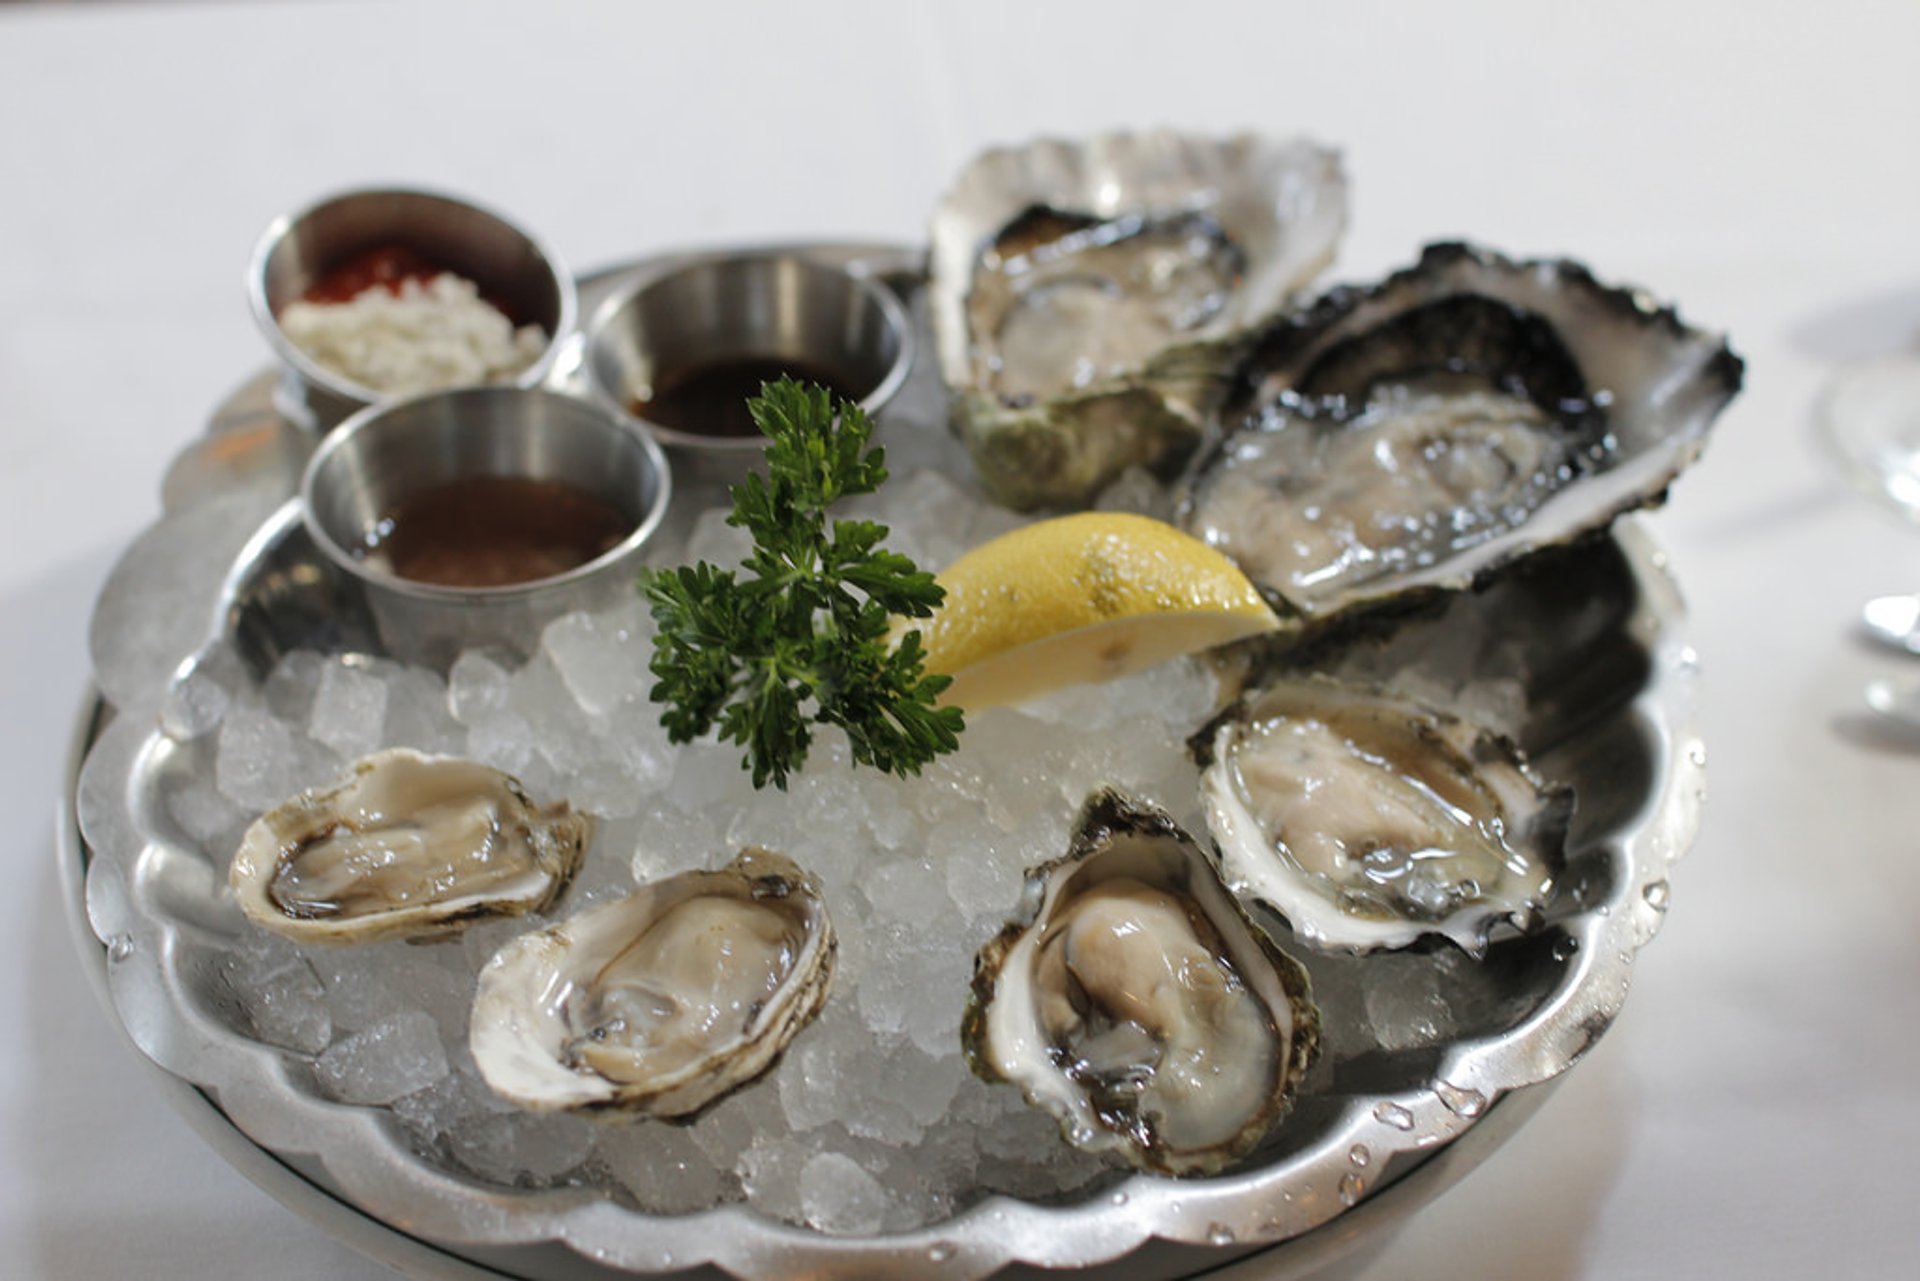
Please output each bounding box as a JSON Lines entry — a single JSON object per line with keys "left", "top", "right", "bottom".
{"left": 963, "top": 789, "right": 1319, "bottom": 1176}
{"left": 469, "top": 847, "right": 835, "bottom": 1117}
{"left": 1198, "top": 675, "right": 1573, "bottom": 955}
{"left": 228, "top": 748, "right": 590, "bottom": 944}
{"left": 929, "top": 131, "right": 1347, "bottom": 510}
{"left": 1182, "top": 242, "right": 1743, "bottom": 622}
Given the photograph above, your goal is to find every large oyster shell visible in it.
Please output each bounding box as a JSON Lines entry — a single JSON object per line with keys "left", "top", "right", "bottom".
{"left": 469, "top": 847, "right": 835, "bottom": 1118}
{"left": 962, "top": 789, "right": 1319, "bottom": 1176}
{"left": 1198, "top": 675, "right": 1573, "bottom": 955}
{"left": 1181, "top": 242, "right": 1743, "bottom": 624}
{"left": 929, "top": 131, "right": 1347, "bottom": 510}
{"left": 228, "top": 748, "right": 590, "bottom": 944}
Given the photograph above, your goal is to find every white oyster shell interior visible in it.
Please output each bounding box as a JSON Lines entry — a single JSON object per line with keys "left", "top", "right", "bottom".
{"left": 470, "top": 847, "right": 835, "bottom": 1117}
{"left": 966, "top": 208, "right": 1248, "bottom": 401}
{"left": 1201, "top": 678, "right": 1571, "bottom": 954}
{"left": 1195, "top": 384, "right": 1574, "bottom": 611}
{"left": 228, "top": 748, "right": 590, "bottom": 944}
{"left": 929, "top": 130, "right": 1348, "bottom": 395}
{"left": 966, "top": 791, "right": 1316, "bottom": 1176}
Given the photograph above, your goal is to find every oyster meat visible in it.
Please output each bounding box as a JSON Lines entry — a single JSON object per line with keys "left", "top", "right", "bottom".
{"left": 963, "top": 789, "right": 1319, "bottom": 1176}
{"left": 1182, "top": 242, "right": 1743, "bottom": 623}
{"left": 1199, "top": 676, "right": 1573, "bottom": 954}
{"left": 228, "top": 748, "right": 590, "bottom": 944}
{"left": 929, "top": 131, "right": 1347, "bottom": 510}
{"left": 469, "top": 847, "right": 835, "bottom": 1117}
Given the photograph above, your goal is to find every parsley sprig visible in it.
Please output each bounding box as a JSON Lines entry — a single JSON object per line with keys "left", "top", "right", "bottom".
{"left": 638, "top": 378, "right": 965, "bottom": 790}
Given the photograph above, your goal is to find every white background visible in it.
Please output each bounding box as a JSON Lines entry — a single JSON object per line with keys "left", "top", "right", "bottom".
{"left": 3, "top": 1, "right": 1918, "bottom": 1277}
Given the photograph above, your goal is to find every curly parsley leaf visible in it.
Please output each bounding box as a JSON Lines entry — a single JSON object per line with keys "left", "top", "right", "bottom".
{"left": 637, "top": 378, "right": 963, "bottom": 790}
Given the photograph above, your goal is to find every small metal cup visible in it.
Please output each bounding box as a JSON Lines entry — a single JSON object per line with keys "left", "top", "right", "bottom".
{"left": 249, "top": 187, "right": 577, "bottom": 432}
{"left": 582, "top": 252, "right": 913, "bottom": 485}
{"left": 301, "top": 386, "right": 670, "bottom": 669}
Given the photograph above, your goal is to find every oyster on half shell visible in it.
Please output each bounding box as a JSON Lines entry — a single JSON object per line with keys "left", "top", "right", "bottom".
{"left": 962, "top": 789, "right": 1319, "bottom": 1176}
{"left": 929, "top": 131, "right": 1347, "bottom": 510}
{"left": 469, "top": 847, "right": 835, "bottom": 1118}
{"left": 228, "top": 748, "right": 590, "bottom": 944}
{"left": 1181, "top": 242, "right": 1743, "bottom": 625}
{"left": 1198, "top": 676, "right": 1573, "bottom": 955}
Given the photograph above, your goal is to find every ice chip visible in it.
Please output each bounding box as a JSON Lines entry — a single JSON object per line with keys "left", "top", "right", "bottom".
{"left": 309, "top": 660, "right": 390, "bottom": 759}
{"left": 159, "top": 644, "right": 241, "bottom": 740}
{"left": 799, "top": 1150, "right": 889, "bottom": 1236}
{"left": 223, "top": 939, "right": 332, "bottom": 1055}
{"left": 313, "top": 1010, "right": 450, "bottom": 1105}
{"left": 595, "top": 1124, "right": 728, "bottom": 1214}
{"left": 265, "top": 648, "right": 328, "bottom": 721}
{"left": 447, "top": 649, "right": 514, "bottom": 724}
{"left": 380, "top": 664, "right": 463, "bottom": 754}
{"left": 215, "top": 706, "right": 302, "bottom": 811}
{"left": 543, "top": 601, "right": 651, "bottom": 718}
{"left": 465, "top": 708, "right": 539, "bottom": 779}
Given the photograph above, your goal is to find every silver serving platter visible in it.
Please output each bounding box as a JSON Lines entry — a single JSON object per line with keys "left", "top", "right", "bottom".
{"left": 67, "top": 244, "right": 1704, "bottom": 1280}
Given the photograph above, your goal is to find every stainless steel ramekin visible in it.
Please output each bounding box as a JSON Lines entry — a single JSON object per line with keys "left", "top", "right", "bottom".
{"left": 300, "top": 385, "right": 669, "bottom": 667}
{"left": 249, "top": 186, "right": 578, "bottom": 432}
{"left": 582, "top": 251, "right": 913, "bottom": 485}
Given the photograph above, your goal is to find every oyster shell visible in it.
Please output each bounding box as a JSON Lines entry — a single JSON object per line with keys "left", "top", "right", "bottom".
{"left": 962, "top": 789, "right": 1319, "bottom": 1176}
{"left": 469, "top": 847, "right": 835, "bottom": 1117}
{"left": 929, "top": 131, "right": 1347, "bottom": 510}
{"left": 1198, "top": 675, "right": 1573, "bottom": 955}
{"left": 1181, "top": 242, "right": 1743, "bottom": 623}
{"left": 228, "top": 748, "right": 590, "bottom": 944}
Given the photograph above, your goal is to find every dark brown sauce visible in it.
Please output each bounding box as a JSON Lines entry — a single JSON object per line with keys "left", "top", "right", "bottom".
{"left": 358, "top": 475, "right": 632, "bottom": 588}
{"left": 303, "top": 244, "right": 444, "bottom": 304}
{"left": 632, "top": 357, "right": 869, "bottom": 438}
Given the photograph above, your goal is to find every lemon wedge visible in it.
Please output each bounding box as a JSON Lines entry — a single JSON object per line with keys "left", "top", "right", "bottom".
{"left": 899, "top": 511, "right": 1282, "bottom": 710}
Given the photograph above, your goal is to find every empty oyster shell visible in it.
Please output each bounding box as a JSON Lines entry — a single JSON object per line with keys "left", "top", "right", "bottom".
{"left": 929, "top": 131, "right": 1347, "bottom": 510}
{"left": 1198, "top": 675, "right": 1573, "bottom": 955}
{"left": 1182, "top": 242, "right": 1743, "bottom": 624}
{"left": 469, "top": 847, "right": 835, "bottom": 1117}
{"left": 962, "top": 789, "right": 1319, "bottom": 1176}
{"left": 228, "top": 748, "right": 590, "bottom": 944}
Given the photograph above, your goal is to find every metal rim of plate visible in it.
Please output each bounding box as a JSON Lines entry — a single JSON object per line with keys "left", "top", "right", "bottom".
{"left": 66, "top": 242, "right": 1706, "bottom": 1281}
{"left": 57, "top": 743, "right": 1563, "bottom": 1281}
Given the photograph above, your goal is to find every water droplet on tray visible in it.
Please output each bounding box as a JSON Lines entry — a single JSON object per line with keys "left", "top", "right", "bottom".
{"left": 1349, "top": 1143, "right": 1371, "bottom": 1168}
{"left": 1642, "top": 879, "right": 1670, "bottom": 912}
{"left": 1373, "top": 1101, "right": 1415, "bottom": 1131}
{"left": 1207, "top": 1223, "right": 1236, "bottom": 1247}
{"left": 1338, "top": 1172, "right": 1366, "bottom": 1206}
{"left": 1435, "top": 1080, "right": 1486, "bottom": 1118}
{"left": 927, "top": 1242, "right": 956, "bottom": 1263}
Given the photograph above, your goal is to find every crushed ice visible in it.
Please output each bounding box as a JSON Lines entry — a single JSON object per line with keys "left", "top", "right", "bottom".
{"left": 167, "top": 466, "right": 1521, "bottom": 1232}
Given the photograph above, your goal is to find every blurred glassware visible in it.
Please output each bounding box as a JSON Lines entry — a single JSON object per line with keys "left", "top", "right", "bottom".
{"left": 1817, "top": 350, "right": 1920, "bottom": 657}
{"left": 1818, "top": 350, "right": 1920, "bottom": 522}
{"left": 1861, "top": 592, "right": 1920, "bottom": 655}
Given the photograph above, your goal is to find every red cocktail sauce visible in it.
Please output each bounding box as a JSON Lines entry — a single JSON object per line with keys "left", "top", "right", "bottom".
{"left": 303, "top": 245, "right": 444, "bottom": 305}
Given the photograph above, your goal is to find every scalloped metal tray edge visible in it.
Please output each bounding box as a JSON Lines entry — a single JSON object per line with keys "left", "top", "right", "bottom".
{"left": 66, "top": 242, "right": 1705, "bottom": 1281}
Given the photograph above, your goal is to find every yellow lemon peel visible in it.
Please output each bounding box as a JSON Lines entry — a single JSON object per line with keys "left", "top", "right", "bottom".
{"left": 898, "top": 512, "right": 1281, "bottom": 709}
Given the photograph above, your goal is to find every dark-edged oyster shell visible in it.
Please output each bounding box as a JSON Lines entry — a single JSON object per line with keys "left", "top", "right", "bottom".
{"left": 1181, "top": 242, "right": 1743, "bottom": 624}
{"left": 962, "top": 788, "right": 1319, "bottom": 1175}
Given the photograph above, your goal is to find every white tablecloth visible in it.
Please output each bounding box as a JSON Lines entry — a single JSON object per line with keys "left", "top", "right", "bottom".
{"left": 4, "top": 2, "right": 1917, "bottom": 1277}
